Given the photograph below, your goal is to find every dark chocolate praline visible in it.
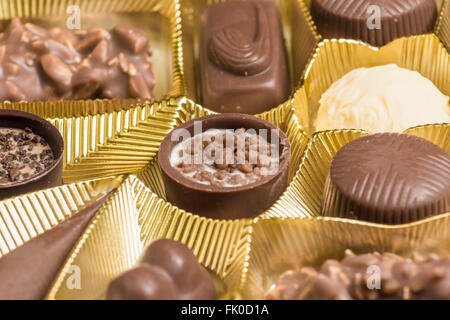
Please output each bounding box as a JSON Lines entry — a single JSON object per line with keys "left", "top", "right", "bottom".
{"left": 322, "top": 133, "right": 450, "bottom": 224}
{"left": 158, "top": 114, "right": 291, "bottom": 219}
{"left": 0, "top": 110, "right": 64, "bottom": 200}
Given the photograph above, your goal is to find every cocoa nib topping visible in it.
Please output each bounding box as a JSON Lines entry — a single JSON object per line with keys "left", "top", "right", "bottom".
{"left": 170, "top": 128, "right": 286, "bottom": 187}
{"left": 0, "top": 127, "right": 54, "bottom": 185}
{"left": 266, "top": 251, "right": 450, "bottom": 300}
{"left": 0, "top": 18, "right": 155, "bottom": 102}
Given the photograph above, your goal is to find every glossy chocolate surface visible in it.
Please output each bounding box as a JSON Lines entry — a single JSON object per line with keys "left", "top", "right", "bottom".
{"left": 0, "top": 110, "right": 63, "bottom": 200}
{"left": 266, "top": 251, "right": 450, "bottom": 300}
{"left": 311, "top": 0, "right": 437, "bottom": 47}
{"left": 322, "top": 133, "right": 450, "bottom": 224}
{"left": 0, "top": 191, "right": 113, "bottom": 299}
{"left": 107, "top": 239, "right": 216, "bottom": 300}
{"left": 200, "top": 1, "right": 289, "bottom": 114}
{"left": 158, "top": 114, "right": 291, "bottom": 219}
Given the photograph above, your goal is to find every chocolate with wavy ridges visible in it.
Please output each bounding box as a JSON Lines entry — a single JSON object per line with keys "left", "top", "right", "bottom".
{"left": 322, "top": 133, "right": 450, "bottom": 224}
{"left": 208, "top": 2, "right": 271, "bottom": 76}
{"left": 311, "top": 0, "right": 437, "bottom": 47}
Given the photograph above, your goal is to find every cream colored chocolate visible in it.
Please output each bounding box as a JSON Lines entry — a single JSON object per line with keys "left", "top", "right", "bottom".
{"left": 314, "top": 64, "right": 450, "bottom": 133}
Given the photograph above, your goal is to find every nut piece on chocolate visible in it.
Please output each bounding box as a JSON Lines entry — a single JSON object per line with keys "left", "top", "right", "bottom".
{"left": 322, "top": 133, "right": 450, "bottom": 224}
{"left": 310, "top": 0, "right": 437, "bottom": 47}
{"left": 0, "top": 127, "right": 54, "bottom": 185}
{"left": 266, "top": 251, "right": 450, "bottom": 300}
{"left": 201, "top": 1, "right": 290, "bottom": 114}
{"left": 0, "top": 18, "right": 155, "bottom": 102}
{"left": 106, "top": 239, "right": 217, "bottom": 300}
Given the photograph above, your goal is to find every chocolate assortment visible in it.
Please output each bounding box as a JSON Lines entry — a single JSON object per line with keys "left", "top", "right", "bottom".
{"left": 0, "top": 18, "right": 155, "bottom": 102}
{"left": 266, "top": 250, "right": 450, "bottom": 300}
{"left": 159, "top": 113, "right": 291, "bottom": 219}
{"left": 0, "top": 0, "right": 448, "bottom": 302}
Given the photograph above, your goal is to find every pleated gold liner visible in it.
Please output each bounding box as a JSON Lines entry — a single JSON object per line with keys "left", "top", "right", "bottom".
{"left": 0, "top": 0, "right": 184, "bottom": 118}
{"left": 53, "top": 96, "right": 184, "bottom": 184}
{"left": 234, "top": 214, "right": 450, "bottom": 299}
{"left": 180, "top": 0, "right": 320, "bottom": 111}
{"left": 0, "top": 175, "right": 123, "bottom": 257}
{"left": 47, "top": 175, "right": 253, "bottom": 300}
{"left": 292, "top": 35, "right": 450, "bottom": 134}
{"left": 261, "top": 124, "right": 449, "bottom": 219}
{"left": 136, "top": 98, "right": 310, "bottom": 207}
{"left": 436, "top": 0, "right": 450, "bottom": 49}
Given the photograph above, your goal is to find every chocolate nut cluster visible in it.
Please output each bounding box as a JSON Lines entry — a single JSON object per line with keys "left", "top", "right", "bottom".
{"left": 0, "top": 127, "right": 54, "bottom": 184}
{"left": 171, "top": 128, "right": 288, "bottom": 187}
{"left": 0, "top": 18, "right": 155, "bottom": 102}
{"left": 266, "top": 250, "right": 450, "bottom": 300}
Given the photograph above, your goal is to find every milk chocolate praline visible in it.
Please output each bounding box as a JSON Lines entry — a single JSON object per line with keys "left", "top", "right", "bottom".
{"left": 322, "top": 133, "right": 450, "bottom": 224}
{"left": 107, "top": 239, "right": 216, "bottom": 300}
{"left": 310, "top": 0, "right": 437, "bottom": 47}
{"left": 200, "top": 1, "right": 290, "bottom": 114}
{"left": 158, "top": 114, "right": 291, "bottom": 219}
{"left": 0, "top": 110, "right": 63, "bottom": 200}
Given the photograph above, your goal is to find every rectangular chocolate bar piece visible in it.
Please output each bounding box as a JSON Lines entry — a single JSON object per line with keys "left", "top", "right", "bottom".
{"left": 200, "top": 1, "right": 290, "bottom": 114}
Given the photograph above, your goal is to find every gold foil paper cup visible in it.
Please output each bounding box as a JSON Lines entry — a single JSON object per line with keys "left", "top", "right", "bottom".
{"left": 180, "top": 0, "right": 319, "bottom": 113}
{"left": 0, "top": 175, "right": 123, "bottom": 257}
{"left": 0, "top": 0, "right": 184, "bottom": 118}
{"left": 47, "top": 175, "right": 253, "bottom": 299}
{"left": 234, "top": 215, "right": 450, "bottom": 299}
{"left": 137, "top": 98, "right": 310, "bottom": 215}
{"left": 292, "top": 34, "right": 450, "bottom": 134}
{"left": 262, "top": 124, "right": 449, "bottom": 219}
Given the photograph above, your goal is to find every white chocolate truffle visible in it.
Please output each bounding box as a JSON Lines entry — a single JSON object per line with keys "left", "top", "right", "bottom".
{"left": 314, "top": 64, "right": 450, "bottom": 133}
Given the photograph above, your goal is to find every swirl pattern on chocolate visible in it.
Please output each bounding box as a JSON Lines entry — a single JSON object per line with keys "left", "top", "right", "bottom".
{"left": 207, "top": 2, "right": 271, "bottom": 76}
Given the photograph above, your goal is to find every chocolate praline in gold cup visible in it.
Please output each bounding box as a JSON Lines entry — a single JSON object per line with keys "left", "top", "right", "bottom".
{"left": 158, "top": 114, "right": 291, "bottom": 219}
{"left": 0, "top": 110, "right": 64, "bottom": 200}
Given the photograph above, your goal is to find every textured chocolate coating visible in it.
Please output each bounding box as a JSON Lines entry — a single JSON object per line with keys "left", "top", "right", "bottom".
{"left": 200, "top": 1, "right": 290, "bottom": 114}
{"left": 322, "top": 133, "right": 450, "bottom": 224}
{"left": 310, "top": 0, "right": 437, "bottom": 47}
{"left": 266, "top": 251, "right": 450, "bottom": 300}
{"left": 107, "top": 239, "right": 216, "bottom": 300}
{"left": 0, "top": 110, "right": 63, "bottom": 200}
{"left": 158, "top": 114, "right": 291, "bottom": 219}
{"left": 0, "top": 191, "right": 113, "bottom": 299}
{"left": 0, "top": 18, "right": 155, "bottom": 102}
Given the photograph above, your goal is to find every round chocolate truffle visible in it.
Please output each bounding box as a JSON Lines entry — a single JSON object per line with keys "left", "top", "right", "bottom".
{"left": 158, "top": 114, "right": 291, "bottom": 219}
{"left": 322, "top": 133, "right": 450, "bottom": 224}
{"left": 310, "top": 0, "right": 437, "bottom": 47}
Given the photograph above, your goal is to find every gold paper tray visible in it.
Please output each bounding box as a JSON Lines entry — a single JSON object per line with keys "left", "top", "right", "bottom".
{"left": 0, "top": 0, "right": 184, "bottom": 118}
{"left": 234, "top": 214, "right": 450, "bottom": 299}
